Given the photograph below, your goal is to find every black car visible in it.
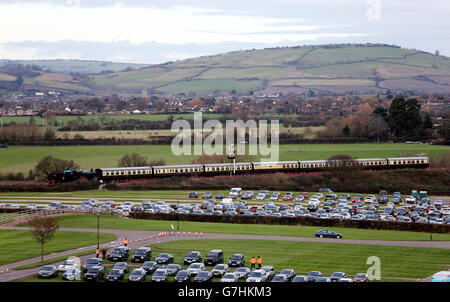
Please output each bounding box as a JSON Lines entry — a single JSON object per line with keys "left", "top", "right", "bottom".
{"left": 106, "top": 269, "right": 125, "bottom": 282}
{"left": 194, "top": 271, "right": 213, "bottom": 282}
{"left": 189, "top": 192, "right": 198, "bottom": 198}
{"left": 307, "top": 271, "right": 322, "bottom": 282}
{"left": 113, "top": 262, "right": 129, "bottom": 274}
{"left": 202, "top": 192, "right": 213, "bottom": 199}
{"left": 38, "top": 265, "right": 58, "bottom": 279}
{"left": 132, "top": 247, "right": 152, "bottom": 263}
{"left": 141, "top": 261, "right": 158, "bottom": 274}
{"left": 84, "top": 266, "right": 105, "bottom": 282}
{"left": 128, "top": 268, "right": 147, "bottom": 282}
{"left": 107, "top": 246, "right": 129, "bottom": 262}
{"left": 83, "top": 258, "right": 103, "bottom": 272}
{"left": 152, "top": 269, "right": 168, "bottom": 282}
{"left": 228, "top": 253, "right": 245, "bottom": 267}
{"left": 184, "top": 251, "right": 202, "bottom": 265}
{"left": 279, "top": 269, "right": 296, "bottom": 281}
{"left": 215, "top": 193, "right": 225, "bottom": 199}
{"left": 155, "top": 253, "right": 174, "bottom": 264}
{"left": 175, "top": 270, "right": 192, "bottom": 282}
{"left": 204, "top": 249, "right": 224, "bottom": 266}
{"left": 165, "top": 264, "right": 182, "bottom": 276}
{"left": 315, "top": 229, "right": 342, "bottom": 239}
{"left": 330, "top": 272, "right": 347, "bottom": 282}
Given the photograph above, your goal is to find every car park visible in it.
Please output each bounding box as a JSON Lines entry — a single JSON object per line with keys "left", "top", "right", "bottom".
{"left": 152, "top": 269, "right": 169, "bottom": 282}
{"left": 83, "top": 258, "right": 103, "bottom": 272}
{"left": 62, "top": 268, "right": 81, "bottom": 281}
{"left": 155, "top": 253, "right": 174, "bottom": 264}
{"left": 204, "top": 249, "right": 224, "bottom": 266}
{"left": 187, "top": 263, "right": 206, "bottom": 276}
{"left": 221, "top": 272, "right": 240, "bottom": 282}
{"left": 38, "top": 265, "right": 58, "bottom": 279}
{"left": 128, "top": 268, "right": 147, "bottom": 282}
{"left": 175, "top": 270, "right": 192, "bottom": 282}
{"left": 106, "top": 269, "right": 125, "bottom": 282}
{"left": 132, "top": 247, "right": 152, "bottom": 262}
{"left": 84, "top": 266, "right": 105, "bottom": 282}
{"left": 194, "top": 271, "right": 213, "bottom": 282}
{"left": 211, "top": 264, "right": 230, "bottom": 277}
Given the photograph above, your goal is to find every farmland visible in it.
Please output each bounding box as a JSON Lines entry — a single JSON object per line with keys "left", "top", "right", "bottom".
{"left": 0, "top": 143, "right": 448, "bottom": 174}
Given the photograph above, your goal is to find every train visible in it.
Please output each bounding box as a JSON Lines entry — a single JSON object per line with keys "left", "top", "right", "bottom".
{"left": 47, "top": 156, "right": 429, "bottom": 184}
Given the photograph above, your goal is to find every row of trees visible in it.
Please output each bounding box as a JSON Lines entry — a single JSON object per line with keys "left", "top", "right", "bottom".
{"left": 318, "top": 96, "right": 435, "bottom": 141}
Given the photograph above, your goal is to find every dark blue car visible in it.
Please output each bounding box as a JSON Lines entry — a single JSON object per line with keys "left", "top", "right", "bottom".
{"left": 315, "top": 229, "right": 343, "bottom": 239}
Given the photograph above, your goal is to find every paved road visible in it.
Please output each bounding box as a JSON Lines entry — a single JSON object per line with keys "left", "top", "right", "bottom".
{"left": 0, "top": 226, "right": 449, "bottom": 282}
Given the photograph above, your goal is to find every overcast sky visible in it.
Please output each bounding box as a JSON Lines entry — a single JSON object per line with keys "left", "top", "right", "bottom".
{"left": 0, "top": 0, "right": 448, "bottom": 63}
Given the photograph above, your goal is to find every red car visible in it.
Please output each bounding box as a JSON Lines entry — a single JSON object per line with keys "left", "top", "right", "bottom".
{"left": 104, "top": 201, "right": 116, "bottom": 208}
{"left": 353, "top": 273, "right": 369, "bottom": 282}
{"left": 249, "top": 206, "right": 259, "bottom": 213}
{"left": 352, "top": 197, "right": 361, "bottom": 203}
{"left": 301, "top": 192, "right": 309, "bottom": 198}
{"left": 282, "top": 193, "right": 294, "bottom": 201}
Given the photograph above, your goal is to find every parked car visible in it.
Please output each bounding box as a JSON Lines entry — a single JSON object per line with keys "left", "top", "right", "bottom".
{"left": 315, "top": 229, "right": 343, "bottom": 239}
{"left": 282, "top": 193, "right": 294, "bottom": 201}
{"left": 194, "top": 271, "right": 213, "bottom": 282}
{"left": 272, "top": 274, "right": 289, "bottom": 282}
{"left": 128, "top": 268, "right": 147, "bottom": 282}
{"left": 261, "top": 266, "right": 275, "bottom": 280}
{"left": 187, "top": 262, "right": 206, "bottom": 276}
{"left": 112, "top": 262, "right": 129, "bottom": 273}
{"left": 155, "top": 253, "right": 174, "bottom": 264}
{"left": 204, "top": 249, "right": 224, "bottom": 266}
{"left": 215, "top": 193, "right": 225, "bottom": 199}
{"left": 62, "top": 268, "right": 81, "bottom": 281}
{"left": 189, "top": 192, "right": 198, "bottom": 198}
{"left": 165, "top": 263, "right": 182, "bottom": 276}
{"left": 83, "top": 258, "right": 103, "bottom": 272}
{"left": 220, "top": 272, "right": 240, "bottom": 282}
{"left": 246, "top": 269, "right": 268, "bottom": 282}
{"left": 316, "top": 277, "right": 331, "bottom": 282}
{"left": 107, "top": 246, "right": 129, "bottom": 262}
{"left": 202, "top": 192, "right": 212, "bottom": 199}
{"left": 228, "top": 253, "right": 245, "bottom": 267}
{"left": 292, "top": 275, "right": 308, "bottom": 282}
{"left": 330, "top": 272, "right": 347, "bottom": 282}
{"left": 141, "top": 261, "right": 158, "bottom": 275}
{"left": 152, "top": 269, "right": 168, "bottom": 282}
{"left": 174, "top": 270, "right": 192, "bottom": 282}
{"left": 307, "top": 271, "right": 322, "bottom": 282}
{"left": 211, "top": 264, "right": 230, "bottom": 277}
{"left": 234, "top": 267, "right": 251, "bottom": 279}
{"left": 353, "top": 273, "right": 370, "bottom": 282}
{"left": 38, "top": 265, "right": 58, "bottom": 279}
{"left": 132, "top": 247, "right": 152, "bottom": 263}
{"left": 106, "top": 269, "right": 125, "bottom": 282}
{"left": 184, "top": 251, "right": 202, "bottom": 265}
{"left": 279, "top": 269, "right": 296, "bottom": 281}
{"left": 84, "top": 266, "right": 105, "bottom": 282}
{"left": 58, "top": 259, "right": 79, "bottom": 272}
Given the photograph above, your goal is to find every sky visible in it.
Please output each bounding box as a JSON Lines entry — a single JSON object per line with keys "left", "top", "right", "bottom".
{"left": 0, "top": 0, "right": 448, "bottom": 63}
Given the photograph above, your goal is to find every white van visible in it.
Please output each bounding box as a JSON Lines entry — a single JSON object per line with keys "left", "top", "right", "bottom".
{"left": 229, "top": 188, "right": 242, "bottom": 198}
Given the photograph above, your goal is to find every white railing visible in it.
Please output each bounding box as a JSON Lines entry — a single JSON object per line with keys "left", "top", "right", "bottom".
{"left": 0, "top": 207, "right": 124, "bottom": 225}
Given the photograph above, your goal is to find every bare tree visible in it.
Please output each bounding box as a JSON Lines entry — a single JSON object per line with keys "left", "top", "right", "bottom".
{"left": 29, "top": 217, "right": 60, "bottom": 262}
{"left": 368, "top": 116, "right": 388, "bottom": 143}
{"left": 34, "top": 156, "right": 79, "bottom": 180}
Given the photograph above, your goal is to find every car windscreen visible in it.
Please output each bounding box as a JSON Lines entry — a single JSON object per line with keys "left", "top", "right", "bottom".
{"left": 250, "top": 272, "right": 262, "bottom": 277}
{"left": 154, "top": 270, "right": 166, "bottom": 276}
{"left": 88, "top": 268, "right": 99, "bottom": 273}
{"left": 197, "top": 272, "right": 209, "bottom": 277}
{"left": 131, "top": 270, "right": 143, "bottom": 276}
{"left": 42, "top": 266, "right": 54, "bottom": 271}
{"left": 187, "top": 252, "right": 198, "bottom": 257}
{"left": 135, "top": 249, "right": 147, "bottom": 255}
{"left": 86, "top": 259, "right": 99, "bottom": 264}
{"left": 109, "top": 270, "right": 121, "bottom": 275}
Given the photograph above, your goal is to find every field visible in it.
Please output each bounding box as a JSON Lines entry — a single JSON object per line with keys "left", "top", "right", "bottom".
{"left": 22, "top": 214, "right": 450, "bottom": 242}
{"left": 0, "top": 229, "right": 115, "bottom": 266}
{"left": 0, "top": 143, "right": 448, "bottom": 174}
{"left": 15, "top": 239, "right": 450, "bottom": 281}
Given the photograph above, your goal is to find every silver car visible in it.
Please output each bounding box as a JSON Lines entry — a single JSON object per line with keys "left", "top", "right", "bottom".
{"left": 221, "top": 272, "right": 240, "bottom": 282}
{"left": 246, "top": 269, "right": 268, "bottom": 282}
{"left": 62, "top": 268, "right": 81, "bottom": 281}
{"left": 211, "top": 264, "right": 229, "bottom": 277}
{"left": 187, "top": 262, "right": 206, "bottom": 276}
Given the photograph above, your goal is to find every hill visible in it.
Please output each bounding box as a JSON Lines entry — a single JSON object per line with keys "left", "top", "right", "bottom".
{"left": 90, "top": 43, "right": 450, "bottom": 96}
{"left": 1, "top": 44, "right": 450, "bottom": 96}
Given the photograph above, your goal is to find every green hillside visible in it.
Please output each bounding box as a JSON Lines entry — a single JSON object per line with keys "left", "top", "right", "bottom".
{"left": 90, "top": 43, "right": 450, "bottom": 95}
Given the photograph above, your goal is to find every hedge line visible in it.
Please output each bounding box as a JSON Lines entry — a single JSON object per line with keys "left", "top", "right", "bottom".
{"left": 129, "top": 212, "right": 450, "bottom": 234}
{"left": 0, "top": 179, "right": 98, "bottom": 192}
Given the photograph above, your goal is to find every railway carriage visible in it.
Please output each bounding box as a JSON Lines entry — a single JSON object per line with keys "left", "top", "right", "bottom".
{"left": 204, "top": 162, "right": 252, "bottom": 176}
{"left": 354, "top": 158, "right": 388, "bottom": 169}
{"left": 386, "top": 157, "right": 429, "bottom": 169}
{"left": 152, "top": 164, "right": 204, "bottom": 178}
{"left": 96, "top": 166, "right": 152, "bottom": 181}
{"left": 299, "top": 160, "right": 329, "bottom": 172}
{"left": 253, "top": 161, "right": 299, "bottom": 173}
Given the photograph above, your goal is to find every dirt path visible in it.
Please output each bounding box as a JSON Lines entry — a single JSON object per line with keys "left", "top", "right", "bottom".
{"left": 0, "top": 225, "right": 449, "bottom": 282}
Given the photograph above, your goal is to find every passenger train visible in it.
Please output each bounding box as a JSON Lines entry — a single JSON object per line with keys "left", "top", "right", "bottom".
{"left": 47, "top": 157, "right": 429, "bottom": 184}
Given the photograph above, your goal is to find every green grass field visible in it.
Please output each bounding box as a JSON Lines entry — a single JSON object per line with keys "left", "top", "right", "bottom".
{"left": 15, "top": 239, "right": 450, "bottom": 282}
{"left": 27, "top": 214, "right": 450, "bottom": 242}
{"left": 0, "top": 143, "right": 448, "bottom": 174}
{"left": 0, "top": 229, "right": 115, "bottom": 266}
